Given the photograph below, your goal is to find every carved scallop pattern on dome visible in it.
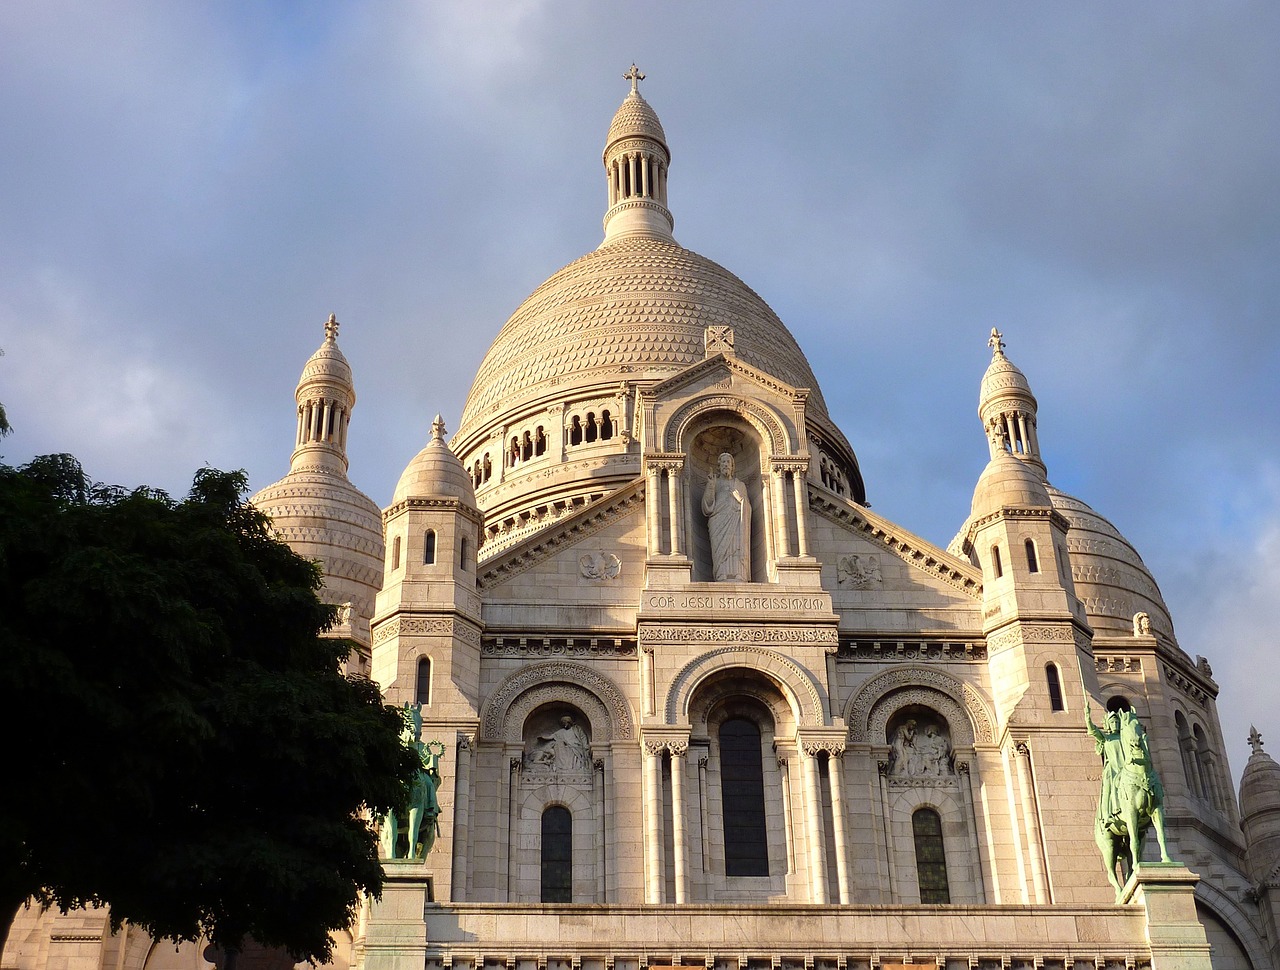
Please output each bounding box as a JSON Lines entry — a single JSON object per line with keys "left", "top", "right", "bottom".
{"left": 606, "top": 92, "right": 667, "bottom": 149}
{"left": 457, "top": 239, "right": 829, "bottom": 439}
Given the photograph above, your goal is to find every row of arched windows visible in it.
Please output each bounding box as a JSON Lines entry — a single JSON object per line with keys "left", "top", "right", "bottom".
{"left": 471, "top": 454, "right": 493, "bottom": 488}
{"left": 817, "top": 451, "right": 848, "bottom": 497}
{"left": 989, "top": 538, "right": 1041, "bottom": 578}
{"left": 509, "top": 426, "right": 548, "bottom": 468}
{"left": 1175, "top": 710, "right": 1231, "bottom": 813}
{"left": 567, "top": 409, "right": 614, "bottom": 446}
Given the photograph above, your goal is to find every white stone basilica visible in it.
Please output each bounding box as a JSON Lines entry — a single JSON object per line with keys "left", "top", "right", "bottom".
{"left": 7, "top": 70, "right": 1280, "bottom": 970}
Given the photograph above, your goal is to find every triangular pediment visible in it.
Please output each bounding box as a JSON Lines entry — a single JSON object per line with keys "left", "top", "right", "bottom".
{"left": 809, "top": 487, "right": 984, "bottom": 601}
{"left": 645, "top": 353, "right": 810, "bottom": 407}
{"left": 477, "top": 477, "right": 646, "bottom": 592}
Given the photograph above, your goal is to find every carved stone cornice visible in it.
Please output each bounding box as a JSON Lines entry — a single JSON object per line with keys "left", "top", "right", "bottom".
{"left": 810, "top": 491, "right": 983, "bottom": 598}
{"left": 383, "top": 496, "right": 483, "bottom": 525}
{"left": 639, "top": 625, "right": 837, "bottom": 646}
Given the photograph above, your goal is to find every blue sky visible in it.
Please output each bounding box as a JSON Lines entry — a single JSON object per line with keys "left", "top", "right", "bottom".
{"left": 2, "top": 2, "right": 1277, "bottom": 787}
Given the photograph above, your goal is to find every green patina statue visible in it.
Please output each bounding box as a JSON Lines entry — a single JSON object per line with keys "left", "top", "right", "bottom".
{"left": 1086, "top": 701, "right": 1173, "bottom": 898}
{"left": 379, "top": 703, "right": 444, "bottom": 860}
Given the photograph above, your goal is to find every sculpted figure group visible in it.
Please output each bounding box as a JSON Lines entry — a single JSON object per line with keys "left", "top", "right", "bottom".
{"left": 888, "top": 718, "right": 953, "bottom": 777}
{"left": 527, "top": 714, "right": 591, "bottom": 771}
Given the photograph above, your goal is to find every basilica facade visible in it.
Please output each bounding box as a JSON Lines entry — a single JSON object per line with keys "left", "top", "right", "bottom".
{"left": 6, "top": 73, "right": 1280, "bottom": 970}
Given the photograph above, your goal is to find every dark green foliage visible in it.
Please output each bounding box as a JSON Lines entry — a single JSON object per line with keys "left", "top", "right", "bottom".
{"left": 0, "top": 456, "right": 419, "bottom": 961}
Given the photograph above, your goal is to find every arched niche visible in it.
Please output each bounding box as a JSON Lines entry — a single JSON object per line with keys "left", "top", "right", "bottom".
{"left": 666, "top": 646, "right": 827, "bottom": 725}
{"left": 846, "top": 666, "right": 992, "bottom": 745}
{"left": 480, "top": 661, "right": 633, "bottom": 744}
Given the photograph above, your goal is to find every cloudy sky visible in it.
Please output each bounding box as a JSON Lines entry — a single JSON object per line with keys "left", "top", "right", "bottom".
{"left": 2, "top": 3, "right": 1277, "bottom": 787}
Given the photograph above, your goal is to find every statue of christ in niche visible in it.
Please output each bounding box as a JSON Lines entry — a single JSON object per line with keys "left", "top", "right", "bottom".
{"left": 701, "top": 452, "right": 751, "bottom": 582}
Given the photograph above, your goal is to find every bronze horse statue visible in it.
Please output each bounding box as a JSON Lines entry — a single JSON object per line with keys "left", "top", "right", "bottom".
{"left": 1086, "top": 703, "right": 1172, "bottom": 899}
{"left": 380, "top": 703, "right": 444, "bottom": 860}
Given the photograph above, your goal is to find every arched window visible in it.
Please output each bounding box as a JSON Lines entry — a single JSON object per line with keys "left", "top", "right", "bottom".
{"left": 540, "top": 806, "right": 572, "bottom": 902}
{"left": 415, "top": 657, "right": 431, "bottom": 705}
{"left": 1025, "top": 538, "right": 1039, "bottom": 573}
{"left": 600, "top": 410, "right": 613, "bottom": 440}
{"left": 912, "top": 808, "right": 950, "bottom": 903}
{"left": 585, "top": 413, "right": 598, "bottom": 443}
{"left": 720, "top": 718, "right": 768, "bottom": 876}
{"left": 535, "top": 426, "right": 547, "bottom": 456}
{"left": 423, "top": 529, "right": 437, "bottom": 565}
{"left": 1045, "top": 663, "right": 1065, "bottom": 711}
{"left": 1106, "top": 695, "right": 1131, "bottom": 714}
{"left": 990, "top": 544, "right": 1003, "bottom": 579}
{"left": 392, "top": 536, "right": 401, "bottom": 570}
{"left": 570, "top": 415, "right": 582, "bottom": 446}
{"left": 1175, "top": 711, "right": 1200, "bottom": 797}
{"left": 482, "top": 454, "right": 492, "bottom": 482}
{"left": 509, "top": 436, "right": 520, "bottom": 467}
{"left": 459, "top": 536, "right": 469, "bottom": 570}
{"left": 522, "top": 431, "right": 533, "bottom": 462}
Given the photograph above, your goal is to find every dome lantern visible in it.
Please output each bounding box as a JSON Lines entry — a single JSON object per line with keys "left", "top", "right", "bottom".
{"left": 601, "top": 64, "right": 675, "bottom": 245}
{"left": 979, "top": 329, "right": 1046, "bottom": 479}
{"left": 292, "top": 313, "right": 356, "bottom": 475}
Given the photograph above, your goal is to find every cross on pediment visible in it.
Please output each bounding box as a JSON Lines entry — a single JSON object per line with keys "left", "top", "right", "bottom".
{"left": 705, "top": 325, "right": 735, "bottom": 357}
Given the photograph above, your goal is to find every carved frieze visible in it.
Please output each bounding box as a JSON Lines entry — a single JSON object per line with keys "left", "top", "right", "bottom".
{"left": 837, "top": 639, "right": 986, "bottom": 662}
{"left": 372, "top": 615, "right": 481, "bottom": 648}
{"left": 639, "top": 625, "right": 837, "bottom": 645}
{"left": 482, "top": 635, "right": 636, "bottom": 658}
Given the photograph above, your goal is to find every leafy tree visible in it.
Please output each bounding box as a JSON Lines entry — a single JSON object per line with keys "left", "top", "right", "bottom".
{"left": 0, "top": 456, "right": 419, "bottom": 962}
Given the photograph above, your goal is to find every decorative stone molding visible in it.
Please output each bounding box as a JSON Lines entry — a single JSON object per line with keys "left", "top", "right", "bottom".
{"left": 1163, "top": 661, "right": 1212, "bottom": 706}
{"left": 837, "top": 638, "right": 985, "bottom": 662}
{"left": 639, "top": 625, "right": 837, "bottom": 646}
{"left": 482, "top": 635, "right": 636, "bottom": 658}
{"left": 810, "top": 493, "right": 982, "bottom": 598}
{"left": 372, "top": 614, "right": 481, "bottom": 648}
{"left": 1095, "top": 655, "right": 1142, "bottom": 674}
{"left": 799, "top": 737, "right": 846, "bottom": 757}
{"left": 847, "top": 666, "right": 992, "bottom": 744}
{"left": 383, "top": 496, "right": 484, "bottom": 525}
{"left": 665, "top": 645, "right": 827, "bottom": 725}
{"left": 481, "top": 661, "right": 634, "bottom": 742}
{"left": 663, "top": 393, "right": 790, "bottom": 455}
{"left": 836, "top": 553, "right": 881, "bottom": 588}
{"left": 478, "top": 480, "right": 645, "bottom": 587}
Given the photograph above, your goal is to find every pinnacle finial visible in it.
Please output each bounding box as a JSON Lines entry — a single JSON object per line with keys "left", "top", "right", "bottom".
{"left": 431, "top": 414, "right": 446, "bottom": 441}
{"left": 623, "top": 63, "right": 645, "bottom": 94}
{"left": 1249, "top": 725, "right": 1265, "bottom": 754}
{"left": 988, "top": 327, "right": 1005, "bottom": 358}
{"left": 324, "top": 313, "right": 339, "bottom": 341}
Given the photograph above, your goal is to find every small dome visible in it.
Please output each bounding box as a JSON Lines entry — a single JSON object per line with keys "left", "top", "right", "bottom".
{"left": 251, "top": 467, "right": 385, "bottom": 643}
{"left": 1240, "top": 729, "right": 1280, "bottom": 883}
{"left": 299, "top": 314, "right": 354, "bottom": 399}
{"left": 979, "top": 349, "right": 1032, "bottom": 407}
{"left": 971, "top": 451, "right": 1053, "bottom": 518}
{"left": 1045, "top": 484, "right": 1174, "bottom": 638}
{"left": 393, "top": 416, "right": 477, "bottom": 507}
{"left": 605, "top": 89, "right": 668, "bottom": 157}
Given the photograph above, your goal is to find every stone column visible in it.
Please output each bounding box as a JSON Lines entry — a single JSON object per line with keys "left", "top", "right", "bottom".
{"left": 451, "top": 734, "right": 473, "bottom": 902}
{"left": 791, "top": 467, "right": 810, "bottom": 556}
{"left": 642, "top": 739, "right": 666, "bottom": 903}
{"left": 670, "top": 741, "right": 690, "bottom": 902}
{"left": 594, "top": 758, "right": 607, "bottom": 903}
{"left": 800, "top": 747, "right": 829, "bottom": 902}
{"left": 826, "top": 744, "right": 852, "bottom": 904}
{"left": 777, "top": 756, "right": 795, "bottom": 873}
{"left": 760, "top": 463, "right": 777, "bottom": 570}
{"left": 1013, "top": 741, "right": 1050, "bottom": 903}
{"left": 771, "top": 466, "right": 790, "bottom": 557}
{"left": 506, "top": 756, "right": 521, "bottom": 901}
{"left": 645, "top": 465, "right": 662, "bottom": 557}
{"left": 698, "top": 755, "right": 711, "bottom": 871}
{"left": 666, "top": 465, "right": 683, "bottom": 556}
{"left": 321, "top": 400, "right": 333, "bottom": 441}
{"left": 641, "top": 151, "right": 650, "bottom": 197}
{"left": 957, "top": 762, "right": 989, "bottom": 902}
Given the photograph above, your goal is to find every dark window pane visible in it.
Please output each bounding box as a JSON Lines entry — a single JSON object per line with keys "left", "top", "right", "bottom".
{"left": 720, "top": 718, "right": 769, "bottom": 876}
{"left": 541, "top": 806, "right": 572, "bottom": 902}
{"left": 912, "top": 808, "right": 950, "bottom": 903}
{"left": 415, "top": 657, "right": 431, "bottom": 705}
{"left": 1046, "top": 664, "right": 1064, "bottom": 712}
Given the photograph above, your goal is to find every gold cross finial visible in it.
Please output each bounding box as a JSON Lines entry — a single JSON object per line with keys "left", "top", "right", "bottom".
{"left": 623, "top": 63, "right": 645, "bottom": 94}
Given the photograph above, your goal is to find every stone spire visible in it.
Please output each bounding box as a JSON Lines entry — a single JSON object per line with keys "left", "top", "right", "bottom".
{"left": 978, "top": 328, "right": 1046, "bottom": 479}
{"left": 291, "top": 313, "right": 356, "bottom": 474}
{"left": 601, "top": 64, "right": 675, "bottom": 245}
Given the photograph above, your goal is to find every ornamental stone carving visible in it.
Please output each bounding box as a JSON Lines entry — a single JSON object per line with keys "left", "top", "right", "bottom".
{"left": 836, "top": 554, "right": 881, "bottom": 588}
{"left": 702, "top": 452, "right": 751, "bottom": 582}
{"left": 666, "top": 645, "right": 826, "bottom": 725}
{"left": 481, "top": 662, "right": 634, "bottom": 742}
{"left": 847, "top": 666, "right": 992, "bottom": 744}
{"left": 579, "top": 551, "right": 622, "bottom": 582}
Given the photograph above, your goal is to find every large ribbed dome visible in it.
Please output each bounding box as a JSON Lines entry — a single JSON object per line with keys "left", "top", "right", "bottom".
{"left": 1045, "top": 484, "right": 1174, "bottom": 638}
{"left": 456, "top": 237, "right": 830, "bottom": 440}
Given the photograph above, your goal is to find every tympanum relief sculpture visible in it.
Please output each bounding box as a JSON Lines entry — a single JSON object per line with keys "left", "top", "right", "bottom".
{"left": 888, "top": 715, "right": 954, "bottom": 777}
